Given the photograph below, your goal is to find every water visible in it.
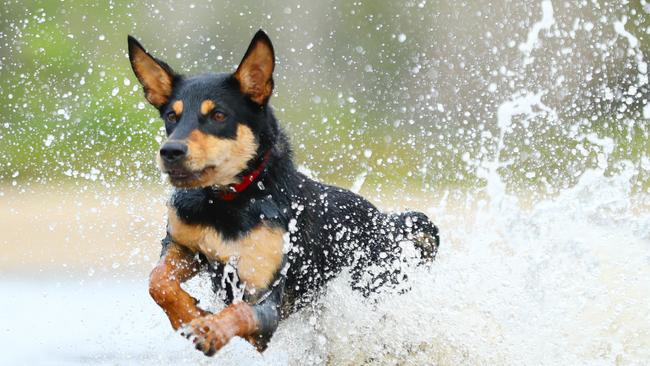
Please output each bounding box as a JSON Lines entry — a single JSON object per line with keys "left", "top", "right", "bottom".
{"left": 1, "top": 165, "right": 647, "bottom": 365}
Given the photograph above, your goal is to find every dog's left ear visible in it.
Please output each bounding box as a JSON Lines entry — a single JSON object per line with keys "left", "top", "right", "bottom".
{"left": 234, "top": 30, "right": 275, "bottom": 105}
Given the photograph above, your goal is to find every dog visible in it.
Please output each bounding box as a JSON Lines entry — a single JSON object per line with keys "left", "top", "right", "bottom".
{"left": 128, "top": 30, "right": 439, "bottom": 356}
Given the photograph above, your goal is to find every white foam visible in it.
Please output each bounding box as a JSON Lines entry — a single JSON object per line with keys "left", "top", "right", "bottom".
{"left": 613, "top": 17, "right": 639, "bottom": 49}
{"left": 519, "top": 0, "right": 555, "bottom": 63}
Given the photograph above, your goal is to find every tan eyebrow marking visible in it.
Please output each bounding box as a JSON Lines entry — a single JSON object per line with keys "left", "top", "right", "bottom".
{"left": 172, "top": 100, "right": 183, "bottom": 115}
{"left": 200, "top": 100, "right": 215, "bottom": 116}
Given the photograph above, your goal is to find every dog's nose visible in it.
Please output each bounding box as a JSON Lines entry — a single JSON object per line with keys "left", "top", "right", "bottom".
{"left": 160, "top": 142, "right": 188, "bottom": 164}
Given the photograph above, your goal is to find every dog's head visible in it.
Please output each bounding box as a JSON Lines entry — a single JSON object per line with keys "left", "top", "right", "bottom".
{"left": 128, "top": 30, "right": 276, "bottom": 188}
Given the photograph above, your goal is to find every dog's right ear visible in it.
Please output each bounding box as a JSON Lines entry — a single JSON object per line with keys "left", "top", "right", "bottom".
{"left": 234, "top": 30, "right": 275, "bottom": 105}
{"left": 128, "top": 36, "right": 176, "bottom": 108}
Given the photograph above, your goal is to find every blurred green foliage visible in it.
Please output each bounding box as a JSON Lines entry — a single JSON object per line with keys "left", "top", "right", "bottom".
{"left": 0, "top": 0, "right": 648, "bottom": 198}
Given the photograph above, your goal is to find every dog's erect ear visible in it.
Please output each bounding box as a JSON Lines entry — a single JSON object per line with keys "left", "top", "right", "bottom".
{"left": 234, "top": 30, "right": 275, "bottom": 105}
{"left": 128, "top": 36, "right": 176, "bottom": 108}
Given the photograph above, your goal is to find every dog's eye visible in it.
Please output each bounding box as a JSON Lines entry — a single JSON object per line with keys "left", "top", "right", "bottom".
{"left": 212, "top": 111, "right": 227, "bottom": 122}
{"left": 166, "top": 112, "right": 178, "bottom": 123}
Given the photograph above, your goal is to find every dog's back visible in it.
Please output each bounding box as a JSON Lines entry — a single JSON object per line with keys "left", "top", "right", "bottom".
{"left": 259, "top": 159, "right": 440, "bottom": 311}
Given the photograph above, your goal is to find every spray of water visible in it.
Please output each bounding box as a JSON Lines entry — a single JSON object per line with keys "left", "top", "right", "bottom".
{"left": 253, "top": 74, "right": 649, "bottom": 366}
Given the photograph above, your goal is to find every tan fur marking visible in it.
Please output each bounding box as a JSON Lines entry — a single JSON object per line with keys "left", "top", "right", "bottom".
{"left": 172, "top": 100, "right": 183, "bottom": 115}
{"left": 149, "top": 242, "right": 208, "bottom": 329}
{"left": 168, "top": 207, "right": 285, "bottom": 291}
{"left": 168, "top": 124, "right": 257, "bottom": 187}
{"left": 200, "top": 100, "right": 215, "bottom": 115}
{"left": 130, "top": 46, "right": 173, "bottom": 107}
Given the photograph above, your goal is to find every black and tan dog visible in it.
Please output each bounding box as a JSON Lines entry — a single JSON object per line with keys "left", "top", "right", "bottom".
{"left": 128, "top": 30, "right": 439, "bottom": 356}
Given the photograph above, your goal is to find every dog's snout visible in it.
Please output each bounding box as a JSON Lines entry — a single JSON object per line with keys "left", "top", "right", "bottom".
{"left": 160, "top": 142, "right": 188, "bottom": 164}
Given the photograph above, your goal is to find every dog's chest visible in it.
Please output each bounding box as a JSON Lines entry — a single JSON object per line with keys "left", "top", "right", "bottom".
{"left": 167, "top": 207, "right": 285, "bottom": 291}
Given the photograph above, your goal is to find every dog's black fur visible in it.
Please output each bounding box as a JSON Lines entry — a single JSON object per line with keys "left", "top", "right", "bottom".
{"left": 129, "top": 30, "right": 439, "bottom": 354}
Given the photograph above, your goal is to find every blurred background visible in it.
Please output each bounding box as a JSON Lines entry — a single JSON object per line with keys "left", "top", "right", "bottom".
{"left": 0, "top": 1, "right": 649, "bottom": 365}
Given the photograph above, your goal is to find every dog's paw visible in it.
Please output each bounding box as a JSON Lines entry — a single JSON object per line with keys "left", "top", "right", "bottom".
{"left": 180, "top": 315, "right": 235, "bottom": 356}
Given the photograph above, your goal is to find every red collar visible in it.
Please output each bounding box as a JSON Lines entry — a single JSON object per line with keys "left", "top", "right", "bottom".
{"left": 219, "top": 151, "right": 271, "bottom": 201}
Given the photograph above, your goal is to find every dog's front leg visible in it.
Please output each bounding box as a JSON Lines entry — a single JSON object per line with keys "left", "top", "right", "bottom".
{"left": 149, "top": 241, "right": 208, "bottom": 329}
{"left": 182, "top": 278, "right": 285, "bottom": 356}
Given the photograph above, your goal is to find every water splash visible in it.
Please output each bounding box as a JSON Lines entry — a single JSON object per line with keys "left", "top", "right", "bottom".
{"left": 519, "top": 0, "right": 555, "bottom": 64}
{"left": 254, "top": 163, "right": 649, "bottom": 366}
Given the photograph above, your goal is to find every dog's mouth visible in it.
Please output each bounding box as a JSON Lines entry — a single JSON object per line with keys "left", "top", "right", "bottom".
{"left": 167, "top": 168, "right": 198, "bottom": 181}
{"left": 164, "top": 166, "right": 215, "bottom": 187}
